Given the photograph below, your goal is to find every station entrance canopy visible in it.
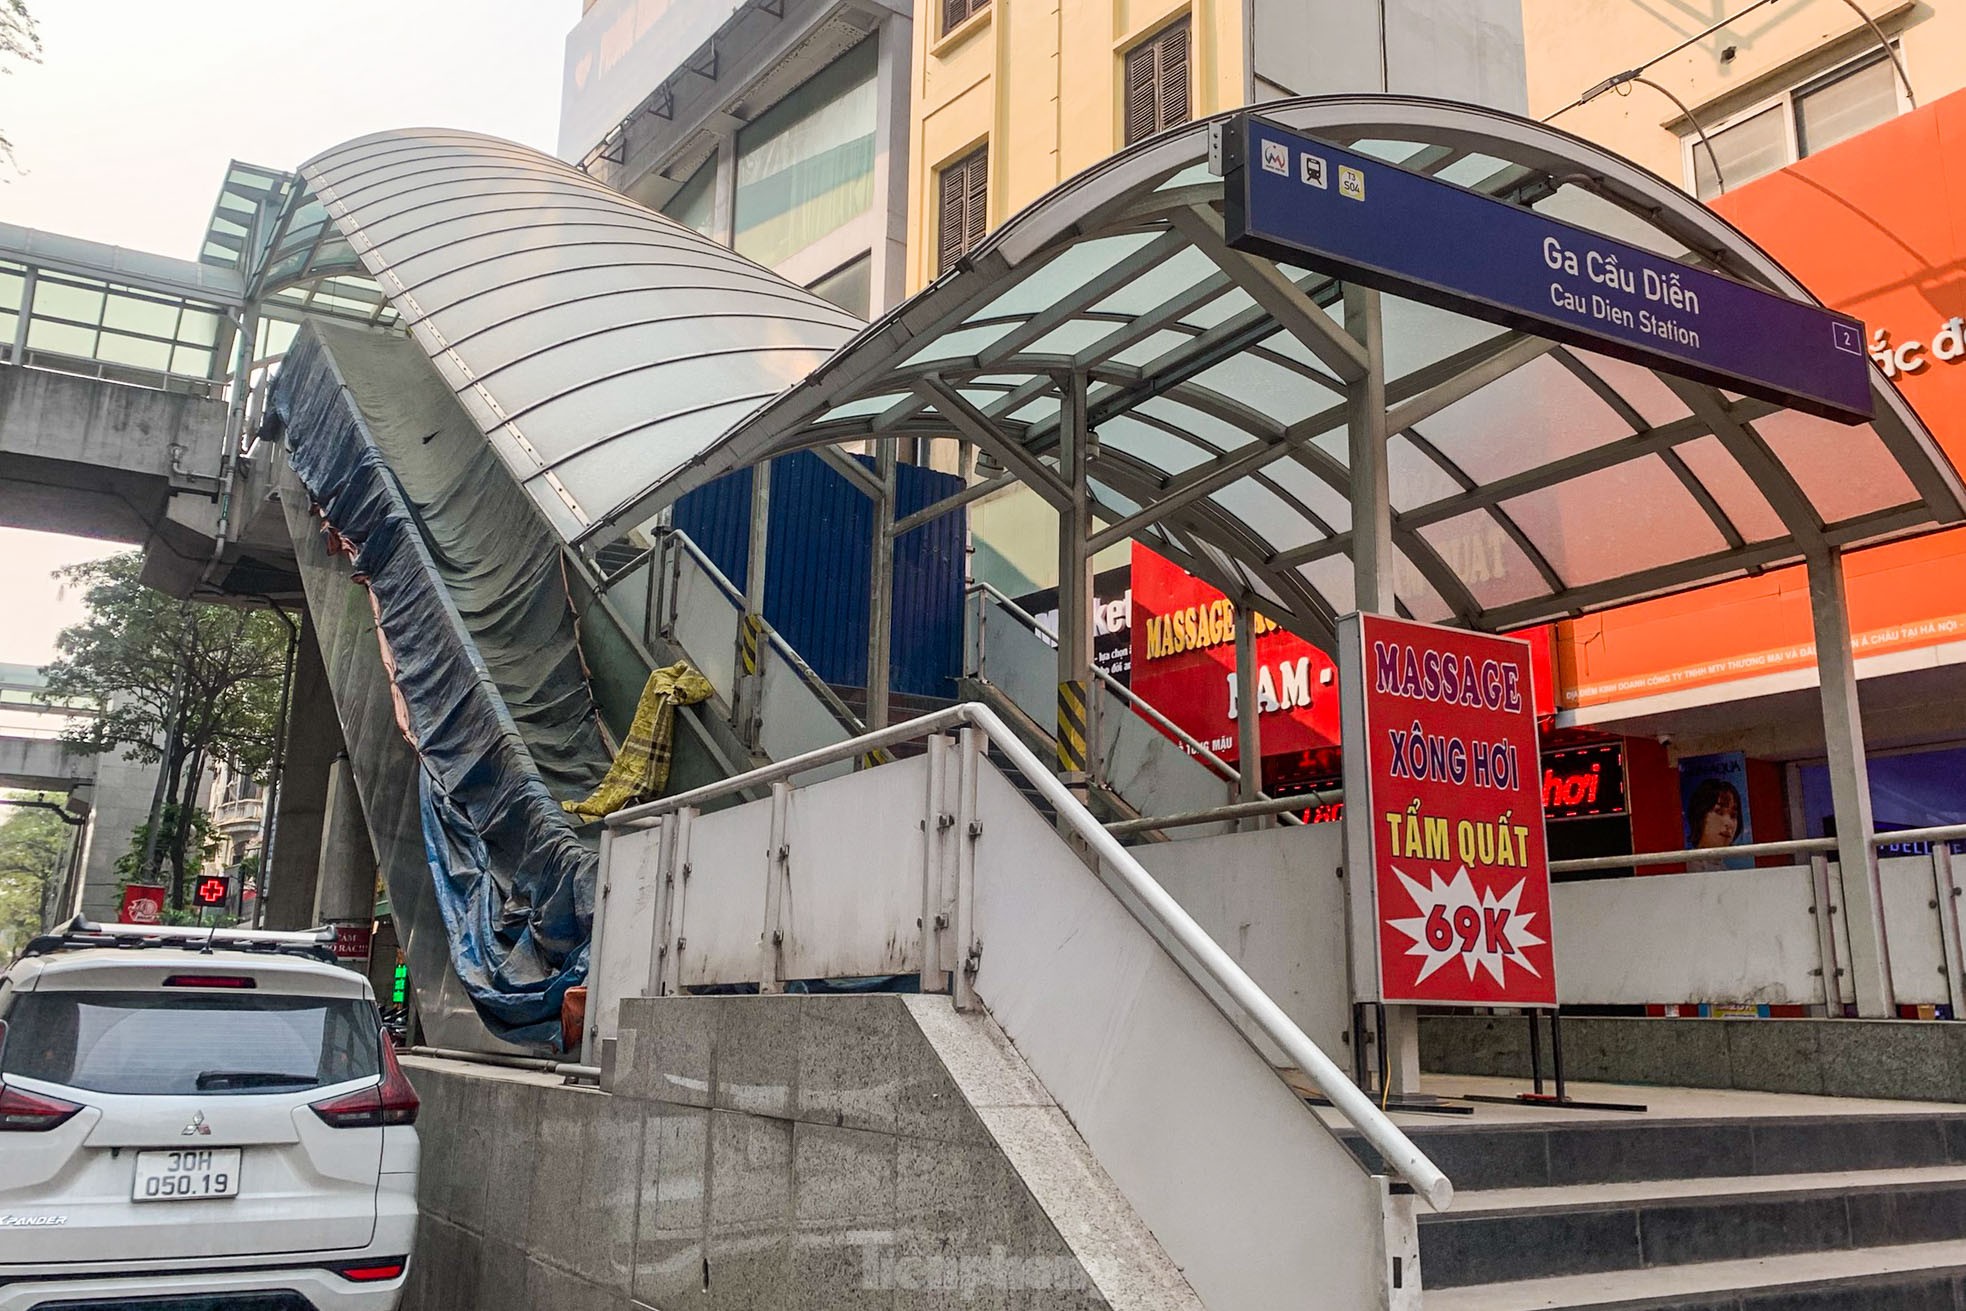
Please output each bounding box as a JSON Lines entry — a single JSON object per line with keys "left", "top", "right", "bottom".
{"left": 276, "top": 99, "right": 1966, "bottom": 653}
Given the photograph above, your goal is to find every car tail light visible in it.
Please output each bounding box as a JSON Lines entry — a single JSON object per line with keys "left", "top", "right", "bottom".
{"left": 309, "top": 1029, "right": 418, "bottom": 1128}
{"left": 0, "top": 1082, "right": 84, "bottom": 1132}
{"left": 331, "top": 1258, "right": 407, "bottom": 1282}
{"left": 162, "top": 974, "right": 257, "bottom": 989}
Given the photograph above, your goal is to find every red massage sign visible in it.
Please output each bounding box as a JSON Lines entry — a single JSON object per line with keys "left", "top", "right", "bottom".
{"left": 1339, "top": 613, "right": 1557, "bottom": 1008}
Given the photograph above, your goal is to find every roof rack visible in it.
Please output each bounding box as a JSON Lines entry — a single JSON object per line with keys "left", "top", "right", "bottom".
{"left": 21, "top": 915, "right": 342, "bottom": 965}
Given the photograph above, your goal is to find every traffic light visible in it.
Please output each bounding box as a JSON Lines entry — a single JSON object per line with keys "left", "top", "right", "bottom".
{"left": 192, "top": 875, "right": 231, "bottom": 909}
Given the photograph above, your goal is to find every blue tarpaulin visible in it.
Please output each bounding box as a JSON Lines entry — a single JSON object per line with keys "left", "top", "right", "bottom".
{"left": 269, "top": 325, "right": 608, "bottom": 1046}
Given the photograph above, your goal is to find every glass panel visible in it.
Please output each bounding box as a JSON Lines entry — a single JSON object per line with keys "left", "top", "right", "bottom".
{"left": 1190, "top": 352, "right": 1326, "bottom": 425}
{"left": 1379, "top": 293, "right": 1507, "bottom": 384}
{"left": 100, "top": 294, "right": 182, "bottom": 339}
{"left": 1348, "top": 138, "right": 1432, "bottom": 165}
{"left": 1498, "top": 456, "right": 1729, "bottom": 588}
{"left": 1567, "top": 348, "right": 1690, "bottom": 427}
{"left": 1388, "top": 432, "right": 1467, "bottom": 512}
{"left": 1177, "top": 286, "right": 1256, "bottom": 331}
{"left": 825, "top": 392, "right": 910, "bottom": 421}
{"left": 33, "top": 279, "right": 106, "bottom": 325}
{"left": 95, "top": 332, "right": 174, "bottom": 371}
{"left": 1392, "top": 555, "right": 1456, "bottom": 624}
{"left": 1673, "top": 434, "right": 1787, "bottom": 542}
{"left": 1088, "top": 244, "right": 1217, "bottom": 319}
{"left": 1797, "top": 56, "right": 1898, "bottom": 157}
{"left": 27, "top": 318, "right": 96, "bottom": 357}
{"left": 170, "top": 346, "right": 215, "bottom": 377}
{"left": 1433, "top": 151, "right": 1515, "bottom": 189}
{"left": 1025, "top": 318, "right": 1118, "bottom": 358}
{"left": 1296, "top": 554, "right": 1354, "bottom": 614}
{"left": 179, "top": 308, "right": 222, "bottom": 347}
{"left": 1693, "top": 105, "right": 1787, "bottom": 201}
{"left": 1132, "top": 396, "right": 1248, "bottom": 451}
{"left": 1751, "top": 408, "right": 1916, "bottom": 523}
{"left": 1415, "top": 511, "right": 1547, "bottom": 607}
{"left": 1095, "top": 414, "right": 1211, "bottom": 474}
{"left": 1419, "top": 353, "right": 1631, "bottom": 482}
{"left": 662, "top": 156, "right": 719, "bottom": 238}
{"left": 1534, "top": 184, "right": 1692, "bottom": 259}
{"left": 1152, "top": 162, "right": 1218, "bottom": 192}
{"left": 1110, "top": 327, "right": 1192, "bottom": 368}
{"left": 1212, "top": 476, "right": 1320, "bottom": 552}
{"left": 808, "top": 253, "right": 872, "bottom": 318}
{"left": 1256, "top": 328, "right": 1346, "bottom": 386}
{"left": 900, "top": 321, "right": 1014, "bottom": 366}
{"left": 0, "top": 268, "right": 21, "bottom": 313}
{"left": 734, "top": 37, "right": 877, "bottom": 269}
{"left": 1260, "top": 447, "right": 1352, "bottom": 533}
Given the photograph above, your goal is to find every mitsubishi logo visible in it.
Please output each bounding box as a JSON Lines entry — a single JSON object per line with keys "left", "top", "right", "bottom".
{"left": 181, "top": 1111, "right": 211, "bottom": 1137}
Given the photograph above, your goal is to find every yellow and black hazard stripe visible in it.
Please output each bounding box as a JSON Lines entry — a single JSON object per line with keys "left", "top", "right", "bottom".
{"left": 1056, "top": 679, "right": 1089, "bottom": 774}
{"left": 858, "top": 747, "right": 893, "bottom": 770}
{"left": 739, "top": 612, "right": 765, "bottom": 676}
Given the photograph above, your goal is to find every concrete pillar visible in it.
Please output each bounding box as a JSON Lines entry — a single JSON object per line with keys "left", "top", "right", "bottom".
{"left": 1809, "top": 549, "right": 1893, "bottom": 1017}
{"left": 262, "top": 617, "right": 338, "bottom": 930}
{"left": 868, "top": 12, "right": 912, "bottom": 314}
{"left": 312, "top": 753, "right": 376, "bottom": 929}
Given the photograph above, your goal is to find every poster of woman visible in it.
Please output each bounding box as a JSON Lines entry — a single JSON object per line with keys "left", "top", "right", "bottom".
{"left": 1680, "top": 751, "right": 1754, "bottom": 870}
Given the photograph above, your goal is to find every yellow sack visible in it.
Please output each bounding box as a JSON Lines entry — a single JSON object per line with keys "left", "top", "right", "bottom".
{"left": 562, "top": 661, "right": 715, "bottom": 821}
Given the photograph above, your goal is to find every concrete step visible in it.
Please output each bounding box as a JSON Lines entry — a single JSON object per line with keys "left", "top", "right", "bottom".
{"left": 1341, "top": 1109, "right": 1966, "bottom": 1191}
{"left": 1424, "top": 1237, "right": 1966, "bottom": 1310}
{"left": 1421, "top": 1165, "right": 1966, "bottom": 1288}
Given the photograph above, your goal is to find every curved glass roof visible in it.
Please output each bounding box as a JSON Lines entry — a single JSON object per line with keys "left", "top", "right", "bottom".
{"left": 678, "top": 95, "right": 1965, "bottom": 644}
{"left": 290, "top": 129, "right": 865, "bottom": 540}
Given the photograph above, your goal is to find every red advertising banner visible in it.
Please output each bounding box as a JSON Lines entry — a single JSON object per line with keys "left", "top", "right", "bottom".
{"left": 1129, "top": 544, "right": 1339, "bottom": 763}
{"left": 1340, "top": 613, "right": 1557, "bottom": 1007}
{"left": 331, "top": 923, "right": 374, "bottom": 964}
{"left": 119, "top": 884, "right": 167, "bottom": 925}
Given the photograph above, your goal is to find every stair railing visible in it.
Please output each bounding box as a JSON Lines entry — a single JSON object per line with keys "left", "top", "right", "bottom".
{"left": 599, "top": 698, "right": 1453, "bottom": 1213}
{"left": 965, "top": 579, "right": 1303, "bottom": 826}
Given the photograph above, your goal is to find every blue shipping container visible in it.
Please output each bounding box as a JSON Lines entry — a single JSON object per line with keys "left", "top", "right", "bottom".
{"left": 673, "top": 451, "right": 964, "bottom": 699}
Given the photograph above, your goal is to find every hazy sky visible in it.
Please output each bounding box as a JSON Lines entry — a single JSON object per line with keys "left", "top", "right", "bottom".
{"left": 0, "top": 1, "right": 575, "bottom": 668}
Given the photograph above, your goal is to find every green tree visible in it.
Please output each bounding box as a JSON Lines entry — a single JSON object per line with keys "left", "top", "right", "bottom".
{"left": 0, "top": 795, "right": 67, "bottom": 958}
{"left": 0, "top": 2, "right": 39, "bottom": 171}
{"left": 43, "top": 553, "right": 290, "bottom": 907}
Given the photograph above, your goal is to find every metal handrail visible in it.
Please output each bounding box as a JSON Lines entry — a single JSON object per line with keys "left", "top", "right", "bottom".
{"left": 1548, "top": 823, "right": 1966, "bottom": 875}
{"left": 1106, "top": 787, "right": 1341, "bottom": 836}
{"left": 642, "top": 526, "right": 868, "bottom": 732}
{"left": 606, "top": 700, "right": 1454, "bottom": 1212}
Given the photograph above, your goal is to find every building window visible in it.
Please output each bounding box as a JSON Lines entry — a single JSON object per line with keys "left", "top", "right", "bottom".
{"left": 661, "top": 157, "right": 718, "bottom": 240}
{"left": 1123, "top": 18, "right": 1192, "bottom": 146}
{"left": 733, "top": 37, "right": 878, "bottom": 271}
{"left": 936, "top": 145, "right": 988, "bottom": 275}
{"left": 942, "top": 0, "right": 989, "bottom": 37}
{"left": 809, "top": 254, "right": 872, "bottom": 319}
{"left": 1686, "top": 50, "right": 1904, "bottom": 200}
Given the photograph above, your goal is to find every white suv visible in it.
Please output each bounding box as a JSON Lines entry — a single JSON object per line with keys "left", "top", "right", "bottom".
{"left": 0, "top": 920, "right": 419, "bottom": 1310}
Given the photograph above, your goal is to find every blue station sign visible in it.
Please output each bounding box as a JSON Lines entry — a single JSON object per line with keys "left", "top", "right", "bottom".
{"left": 1223, "top": 114, "right": 1873, "bottom": 424}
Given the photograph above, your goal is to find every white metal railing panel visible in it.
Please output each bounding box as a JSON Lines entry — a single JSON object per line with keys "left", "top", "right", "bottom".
{"left": 967, "top": 761, "right": 1401, "bottom": 1311}
{"left": 974, "top": 591, "right": 1059, "bottom": 723}
{"left": 673, "top": 803, "right": 774, "bottom": 988}
{"left": 1880, "top": 855, "right": 1951, "bottom": 1006}
{"left": 779, "top": 757, "right": 931, "bottom": 981}
{"left": 591, "top": 824, "right": 665, "bottom": 1043}
{"left": 757, "top": 654, "right": 854, "bottom": 787}
{"left": 1552, "top": 865, "right": 1826, "bottom": 1006}
{"left": 1132, "top": 823, "right": 1350, "bottom": 1062}
{"left": 666, "top": 556, "right": 739, "bottom": 697}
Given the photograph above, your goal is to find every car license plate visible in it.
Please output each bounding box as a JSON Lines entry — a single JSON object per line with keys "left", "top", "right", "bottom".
{"left": 132, "top": 1148, "right": 242, "bottom": 1202}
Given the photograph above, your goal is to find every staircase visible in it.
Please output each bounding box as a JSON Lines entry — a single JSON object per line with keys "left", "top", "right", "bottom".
{"left": 1343, "top": 1091, "right": 1966, "bottom": 1308}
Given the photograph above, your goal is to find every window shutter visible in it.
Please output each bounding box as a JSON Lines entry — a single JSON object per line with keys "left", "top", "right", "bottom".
{"left": 1123, "top": 42, "right": 1159, "bottom": 145}
{"left": 942, "top": 0, "right": 988, "bottom": 36}
{"left": 937, "top": 147, "right": 988, "bottom": 275}
{"left": 1123, "top": 19, "right": 1191, "bottom": 146}
{"left": 1157, "top": 21, "right": 1191, "bottom": 134}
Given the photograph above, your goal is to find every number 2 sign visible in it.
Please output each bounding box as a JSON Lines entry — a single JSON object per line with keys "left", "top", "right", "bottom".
{"left": 1338, "top": 613, "right": 1558, "bottom": 1008}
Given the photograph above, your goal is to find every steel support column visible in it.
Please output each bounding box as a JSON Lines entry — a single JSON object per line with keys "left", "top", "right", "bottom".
{"left": 1808, "top": 548, "right": 1894, "bottom": 1017}
{"left": 867, "top": 445, "right": 897, "bottom": 732}
{"left": 10, "top": 267, "right": 33, "bottom": 365}
{"left": 1055, "top": 372, "right": 1096, "bottom": 806}
{"left": 1344, "top": 283, "right": 1421, "bottom": 1092}
{"left": 1233, "top": 604, "right": 1263, "bottom": 828}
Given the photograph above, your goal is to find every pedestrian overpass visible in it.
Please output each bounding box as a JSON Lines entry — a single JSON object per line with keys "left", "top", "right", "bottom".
{"left": 11, "top": 98, "right": 1966, "bottom": 1309}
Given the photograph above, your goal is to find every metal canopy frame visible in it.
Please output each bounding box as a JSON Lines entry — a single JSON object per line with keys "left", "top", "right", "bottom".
{"left": 665, "top": 95, "right": 1964, "bottom": 657}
